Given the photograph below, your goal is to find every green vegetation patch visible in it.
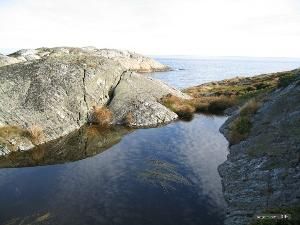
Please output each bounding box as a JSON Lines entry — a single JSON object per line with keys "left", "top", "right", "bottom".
{"left": 183, "top": 69, "right": 300, "bottom": 114}
{"left": 228, "top": 99, "right": 261, "bottom": 144}
{"left": 277, "top": 71, "right": 299, "bottom": 88}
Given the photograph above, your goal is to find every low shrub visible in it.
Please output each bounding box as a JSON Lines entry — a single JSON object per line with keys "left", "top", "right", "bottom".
{"left": 91, "top": 106, "right": 113, "bottom": 127}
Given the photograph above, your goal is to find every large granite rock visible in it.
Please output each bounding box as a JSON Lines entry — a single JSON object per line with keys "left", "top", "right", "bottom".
{"left": 108, "top": 71, "right": 185, "bottom": 127}
{"left": 0, "top": 53, "right": 20, "bottom": 67}
{"left": 1, "top": 47, "right": 169, "bottom": 72}
{"left": 218, "top": 76, "right": 300, "bottom": 225}
{"left": 0, "top": 47, "right": 186, "bottom": 155}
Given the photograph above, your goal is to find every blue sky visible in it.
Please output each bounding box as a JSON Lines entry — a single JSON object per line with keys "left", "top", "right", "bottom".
{"left": 0, "top": 0, "right": 300, "bottom": 57}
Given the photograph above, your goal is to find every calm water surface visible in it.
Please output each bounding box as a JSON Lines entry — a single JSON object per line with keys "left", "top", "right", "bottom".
{"left": 1, "top": 58, "right": 300, "bottom": 225}
{"left": 0, "top": 115, "right": 227, "bottom": 225}
{"left": 152, "top": 57, "right": 300, "bottom": 88}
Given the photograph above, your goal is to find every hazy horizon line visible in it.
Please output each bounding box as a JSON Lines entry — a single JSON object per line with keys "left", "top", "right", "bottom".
{"left": 1, "top": 48, "right": 300, "bottom": 61}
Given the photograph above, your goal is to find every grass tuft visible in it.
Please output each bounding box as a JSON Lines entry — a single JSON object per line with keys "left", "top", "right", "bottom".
{"left": 28, "top": 125, "right": 45, "bottom": 145}
{"left": 91, "top": 106, "right": 113, "bottom": 127}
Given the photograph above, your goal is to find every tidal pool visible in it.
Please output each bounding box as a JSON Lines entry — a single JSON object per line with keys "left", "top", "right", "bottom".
{"left": 0, "top": 114, "right": 228, "bottom": 225}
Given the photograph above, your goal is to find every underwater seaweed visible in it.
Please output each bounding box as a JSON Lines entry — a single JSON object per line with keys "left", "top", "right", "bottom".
{"left": 137, "top": 159, "right": 193, "bottom": 192}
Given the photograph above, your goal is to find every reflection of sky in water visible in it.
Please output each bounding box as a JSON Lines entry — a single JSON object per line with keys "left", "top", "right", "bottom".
{"left": 173, "top": 115, "right": 228, "bottom": 207}
{"left": 0, "top": 115, "right": 228, "bottom": 225}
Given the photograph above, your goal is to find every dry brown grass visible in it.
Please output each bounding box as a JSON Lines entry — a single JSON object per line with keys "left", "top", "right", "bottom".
{"left": 161, "top": 94, "right": 237, "bottom": 119}
{"left": 28, "top": 125, "right": 45, "bottom": 145}
{"left": 92, "top": 106, "right": 113, "bottom": 127}
{"left": 161, "top": 94, "right": 195, "bottom": 120}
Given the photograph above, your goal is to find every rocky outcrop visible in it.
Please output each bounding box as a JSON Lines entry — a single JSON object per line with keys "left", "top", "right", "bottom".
{"left": 108, "top": 72, "right": 184, "bottom": 126}
{"left": 218, "top": 75, "right": 300, "bottom": 225}
{"left": 1, "top": 47, "right": 169, "bottom": 72}
{"left": 0, "top": 54, "right": 20, "bottom": 67}
{"left": 0, "top": 47, "right": 186, "bottom": 155}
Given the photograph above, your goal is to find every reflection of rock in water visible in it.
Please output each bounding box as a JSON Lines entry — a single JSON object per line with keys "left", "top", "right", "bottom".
{"left": 0, "top": 125, "right": 132, "bottom": 168}
{"left": 138, "top": 159, "right": 193, "bottom": 192}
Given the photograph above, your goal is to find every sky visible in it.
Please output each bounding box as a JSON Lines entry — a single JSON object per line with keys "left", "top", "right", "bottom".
{"left": 0, "top": 0, "right": 300, "bottom": 57}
